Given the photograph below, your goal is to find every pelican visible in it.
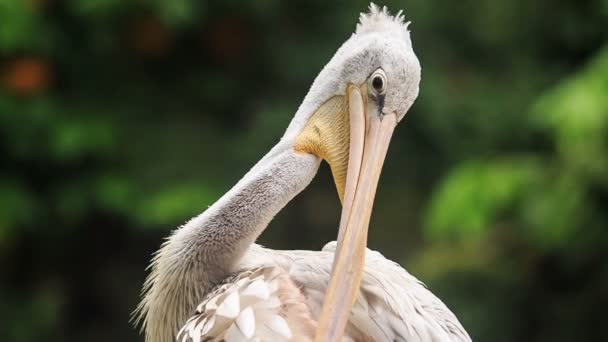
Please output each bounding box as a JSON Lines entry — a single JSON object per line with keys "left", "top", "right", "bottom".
{"left": 135, "top": 4, "right": 471, "bottom": 342}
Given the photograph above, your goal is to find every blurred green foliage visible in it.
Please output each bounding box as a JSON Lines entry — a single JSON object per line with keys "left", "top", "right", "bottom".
{"left": 1, "top": 1, "right": 607, "bottom": 341}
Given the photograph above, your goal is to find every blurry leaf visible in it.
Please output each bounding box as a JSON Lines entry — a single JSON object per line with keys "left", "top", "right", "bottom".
{"left": 0, "top": 96, "right": 52, "bottom": 159}
{"left": 521, "top": 172, "right": 586, "bottom": 248}
{"left": 532, "top": 46, "right": 608, "bottom": 183}
{"left": 49, "top": 116, "right": 116, "bottom": 161}
{"left": 154, "top": 0, "right": 202, "bottom": 27}
{"left": 410, "top": 235, "right": 499, "bottom": 279}
{"left": 134, "top": 183, "right": 218, "bottom": 227}
{"left": 68, "top": 0, "right": 128, "bottom": 18}
{"left": 425, "top": 158, "right": 542, "bottom": 240}
{"left": 0, "top": 181, "right": 37, "bottom": 243}
{"left": 0, "top": 97, "right": 118, "bottom": 161}
{"left": 0, "top": 1, "right": 39, "bottom": 52}
{"left": 95, "top": 174, "right": 138, "bottom": 213}
{"left": 69, "top": 0, "right": 203, "bottom": 29}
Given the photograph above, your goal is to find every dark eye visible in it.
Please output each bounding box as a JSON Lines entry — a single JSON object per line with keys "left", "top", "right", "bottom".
{"left": 372, "top": 76, "right": 384, "bottom": 92}
{"left": 368, "top": 69, "right": 387, "bottom": 95}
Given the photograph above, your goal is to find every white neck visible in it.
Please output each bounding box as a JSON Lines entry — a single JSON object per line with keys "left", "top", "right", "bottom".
{"left": 172, "top": 141, "right": 319, "bottom": 282}
{"left": 137, "top": 139, "right": 320, "bottom": 342}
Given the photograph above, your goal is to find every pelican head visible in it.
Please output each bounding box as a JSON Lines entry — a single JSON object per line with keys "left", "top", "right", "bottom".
{"left": 286, "top": 4, "right": 421, "bottom": 340}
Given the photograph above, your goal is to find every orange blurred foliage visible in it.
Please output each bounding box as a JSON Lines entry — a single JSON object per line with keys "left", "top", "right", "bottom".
{"left": 2, "top": 57, "right": 51, "bottom": 95}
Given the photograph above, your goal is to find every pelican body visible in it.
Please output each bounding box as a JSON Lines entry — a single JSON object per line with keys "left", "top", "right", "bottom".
{"left": 136, "top": 4, "right": 471, "bottom": 342}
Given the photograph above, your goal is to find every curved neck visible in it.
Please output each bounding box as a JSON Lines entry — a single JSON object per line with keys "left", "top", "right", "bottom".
{"left": 173, "top": 141, "right": 320, "bottom": 282}
{"left": 139, "top": 140, "right": 320, "bottom": 342}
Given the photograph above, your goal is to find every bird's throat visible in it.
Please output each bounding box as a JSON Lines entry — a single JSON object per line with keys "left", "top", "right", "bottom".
{"left": 294, "top": 96, "right": 350, "bottom": 202}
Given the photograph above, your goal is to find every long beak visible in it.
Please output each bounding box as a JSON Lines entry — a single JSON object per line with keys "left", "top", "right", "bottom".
{"left": 315, "top": 86, "right": 397, "bottom": 341}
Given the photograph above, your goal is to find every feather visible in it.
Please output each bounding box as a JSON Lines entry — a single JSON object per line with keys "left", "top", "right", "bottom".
{"left": 216, "top": 291, "right": 240, "bottom": 319}
{"left": 241, "top": 279, "right": 270, "bottom": 300}
{"left": 355, "top": 2, "right": 412, "bottom": 40}
{"left": 265, "top": 314, "right": 292, "bottom": 339}
{"left": 255, "top": 295, "right": 281, "bottom": 310}
{"left": 224, "top": 322, "right": 247, "bottom": 342}
{"left": 200, "top": 315, "right": 215, "bottom": 335}
{"left": 235, "top": 306, "right": 256, "bottom": 339}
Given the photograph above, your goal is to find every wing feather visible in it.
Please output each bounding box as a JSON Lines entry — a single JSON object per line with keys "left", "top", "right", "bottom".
{"left": 181, "top": 244, "right": 471, "bottom": 341}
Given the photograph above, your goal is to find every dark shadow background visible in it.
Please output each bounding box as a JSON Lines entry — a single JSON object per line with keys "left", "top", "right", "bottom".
{"left": 1, "top": 0, "right": 607, "bottom": 341}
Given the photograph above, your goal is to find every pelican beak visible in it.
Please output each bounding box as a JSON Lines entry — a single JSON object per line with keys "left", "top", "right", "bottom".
{"left": 314, "top": 85, "right": 397, "bottom": 341}
{"left": 293, "top": 83, "right": 397, "bottom": 340}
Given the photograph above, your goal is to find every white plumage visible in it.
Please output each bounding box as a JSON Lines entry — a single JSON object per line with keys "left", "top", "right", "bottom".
{"left": 176, "top": 243, "right": 470, "bottom": 342}
{"left": 136, "top": 4, "right": 471, "bottom": 342}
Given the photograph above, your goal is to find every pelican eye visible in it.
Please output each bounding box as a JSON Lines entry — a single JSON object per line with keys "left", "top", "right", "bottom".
{"left": 368, "top": 69, "right": 387, "bottom": 96}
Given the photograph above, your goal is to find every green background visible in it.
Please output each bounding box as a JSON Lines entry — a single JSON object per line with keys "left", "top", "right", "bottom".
{"left": 1, "top": 0, "right": 607, "bottom": 341}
